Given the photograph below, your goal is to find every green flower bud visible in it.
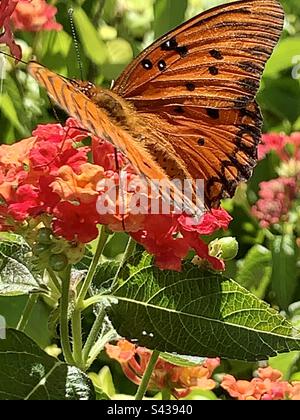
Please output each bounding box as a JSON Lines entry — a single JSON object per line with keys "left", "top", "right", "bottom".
{"left": 209, "top": 237, "right": 239, "bottom": 261}
{"left": 38, "top": 227, "right": 53, "bottom": 244}
{"left": 49, "top": 253, "right": 68, "bottom": 272}
{"left": 33, "top": 243, "right": 50, "bottom": 256}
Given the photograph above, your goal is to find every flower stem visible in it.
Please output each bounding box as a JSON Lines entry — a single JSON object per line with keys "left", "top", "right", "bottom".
{"left": 82, "top": 305, "right": 106, "bottom": 365}
{"left": 60, "top": 265, "right": 75, "bottom": 365}
{"left": 71, "top": 226, "right": 109, "bottom": 368}
{"left": 17, "top": 294, "right": 38, "bottom": 332}
{"left": 72, "top": 309, "right": 83, "bottom": 368}
{"left": 85, "top": 329, "right": 117, "bottom": 370}
{"left": 135, "top": 350, "right": 160, "bottom": 400}
{"left": 81, "top": 294, "right": 103, "bottom": 310}
{"left": 162, "top": 388, "right": 172, "bottom": 400}
{"left": 47, "top": 267, "right": 61, "bottom": 294}
{"left": 76, "top": 226, "right": 109, "bottom": 308}
{"left": 112, "top": 236, "right": 136, "bottom": 290}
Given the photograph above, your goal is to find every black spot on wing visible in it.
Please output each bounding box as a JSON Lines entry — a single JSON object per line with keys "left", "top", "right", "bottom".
{"left": 209, "top": 66, "right": 219, "bottom": 76}
{"left": 142, "top": 59, "right": 153, "bottom": 70}
{"left": 186, "top": 82, "right": 196, "bottom": 92}
{"left": 158, "top": 60, "right": 167, "bottom": 71}
{"left": 174, "top": 106, "right": 184, "bottom": 114}
{"left": 209, "top": 49, "right": 223, "bottom": 60}
{"left": 161, "top": 37, "right": 178, "bottom": 51}
{"left": 206, "top": 108, "right": 220, "bottom": 119}
{"left": 175, "top": 45, "right": 188, "bottom": 57}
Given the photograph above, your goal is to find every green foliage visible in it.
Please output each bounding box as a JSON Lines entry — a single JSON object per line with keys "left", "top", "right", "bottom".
{"left": 236, "top": 245, "right": 272, "bottom": 299}
{"left": 107, "top": 256, "right": 300, "bottom": 362}
{"left": 271, "top": 234, "right": 298, "bottom": 310}
{"left": 0, "top": 329, "right": 95, "bottom": 400}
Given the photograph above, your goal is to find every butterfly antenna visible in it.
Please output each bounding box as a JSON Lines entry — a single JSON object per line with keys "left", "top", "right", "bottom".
{"left": 0, "top": 54, "right": 5, "bottom": 95}
{"left": 68, "top": 8, "right": 84, "bottom": 80}
{"left": 0, "top": 50, "right": 29, "bottom": 66}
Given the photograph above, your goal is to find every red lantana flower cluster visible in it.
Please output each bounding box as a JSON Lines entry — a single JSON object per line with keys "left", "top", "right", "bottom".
{"left": 252, "top": 133, "right": 300, "bottom": 229}
{"left": 106, "top": 340, "right": 220, "bottom": 399}
{"left": 0, "top": 0, "right": 61, "bottom": 59}
{"left": 0, "top": 119, "right": 231, "bottom": 271}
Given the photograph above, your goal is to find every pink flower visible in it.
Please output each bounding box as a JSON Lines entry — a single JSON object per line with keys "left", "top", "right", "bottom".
{"left": 290, "top": 132, "right": 300, "bottom": 160}
{"left": 221, "top": 367, "right": 292, "bottom": 400}
{"left": 258, "top": 133, "right": 288, "bottom": 160}
{"left": 258, "top": 132, "right": 300, "bottom": 161}
{"left": 179, "top": 208, "right": 232, "bottom": 235}
{"left": 252, "top": 177, "right": 297, "bottom": 228}
{"left": 290, "top": 382, "right": 300, "bottom": 400}
{"left": 0, "top": 0, "right": 22, "bottom": 59}
{"left": 52, "top": 201, "right": 100, "bottom": 243}
{"left": 131, "top": 212, "right": 229, "bottom": 272}
{"left": 12, "top": 0, "right": 62, "bottom": 32}
{"left": 0, "top": 117, "right": 231, "bottom": 270}
{"left": 221, "top": 375, "right": 257, "bottom": 400}
{"left": 106, "top": 340, "right": 219, "bottom": 398}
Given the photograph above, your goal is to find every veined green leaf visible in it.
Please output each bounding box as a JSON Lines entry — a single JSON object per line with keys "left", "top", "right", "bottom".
{"left": 106, "top": 262, "right": 300, "bottom": 362}
{"left": 0, "top": 329, "right": 95, "bottom": 400}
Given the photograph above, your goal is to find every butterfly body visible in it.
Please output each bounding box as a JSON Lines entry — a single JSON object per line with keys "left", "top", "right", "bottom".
{"left": 28, "top": 0, "right": 285, "bottom": 209}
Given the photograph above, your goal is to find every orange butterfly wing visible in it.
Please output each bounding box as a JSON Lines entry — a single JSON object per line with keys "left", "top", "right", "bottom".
{"left": 114, "top": 0, "right": 283, "bottom": 109}
{"left": 112, "top": 0, "right": 284, "bottom": 206}
{"left": 27, "top": 62, "right": 167, "bottom": 182}
{"left": 29, "top": 0, "right": 284, "bottom": 209}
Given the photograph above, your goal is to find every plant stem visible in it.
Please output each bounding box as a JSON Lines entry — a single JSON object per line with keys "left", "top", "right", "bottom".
{"left": 83, "top": 237, "right": 135, "bottom": 365}
{"left": 162, "top": 388, "right": 172, "bottom": 400}
{"left": 82, "top": 306, "right": 106, "bottom": 365}
{"left": 86, "top": 329, "right": 117, "bottom": 370}
{"left": 82, "top": 294, "right": 103, "bottom": 310}
{"left": 60, "top": 265, "right": 75, "bottom": 365}
{"left": 17, "top": 294, "right": 38, "bottom": 331}
{"left": 76, "top": 226, "right": 109, "bottom": 308}
{"left": 111, "top": 236, "right": 136, "bottom": 290}
{"left": 135, "top": 350, "right": 160, "bottom": 400}
{"left": 47, "top": 267, "right": 61, "bottom": 294}
{"left": 72, "top": 309, "right": 83, "bottom": 368}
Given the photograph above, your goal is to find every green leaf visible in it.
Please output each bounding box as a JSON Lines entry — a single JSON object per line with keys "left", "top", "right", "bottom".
{"left": 72, "top": 7, "right": 108, "bottom": 66}
{"left": 236, "top": 245, "right": 272, "bottom": 298}
{"left": 36, "top": 30, "right": 83, "bottom": 78}
{"left": 269, "top": 351, "right": 300, "bottom": 380}
{"left": 271, "top": 235, "right": 298, "bottom": 311}
{"left": 182, "top": 389, "right": 218, "bottom": 400}
{"left": 264, "top": 38, "right": 300, "bottom": 77}
{"left": 0, "top": 329, "right": 95, "bottom": 400}
{"left": 0, "top": 241, "right": 46, "bottom": 296}
{"left": 160, "top": 353, "right": 205, "bottom": 367}
{"left": 0, "top": 93, "right": 24, "bottom": 134}
{"left": 154, "top": 0, "right": 188, "bottom": 38}
{"left": 88, "top": 366, "right": 115, "bottom": 399}
{"left": 93, "top": 252, "right": 152, "bottom": 291}
{"left": 107, "top": 262, "right": 300, "bottom": 362}
{"left": 259, "top": 77, "right": 300, "bottom": 124}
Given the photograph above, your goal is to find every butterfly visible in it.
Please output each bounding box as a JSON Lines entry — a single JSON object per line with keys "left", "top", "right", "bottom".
{"left": 28, "top": 0, "right": 284, "bottom": 210}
